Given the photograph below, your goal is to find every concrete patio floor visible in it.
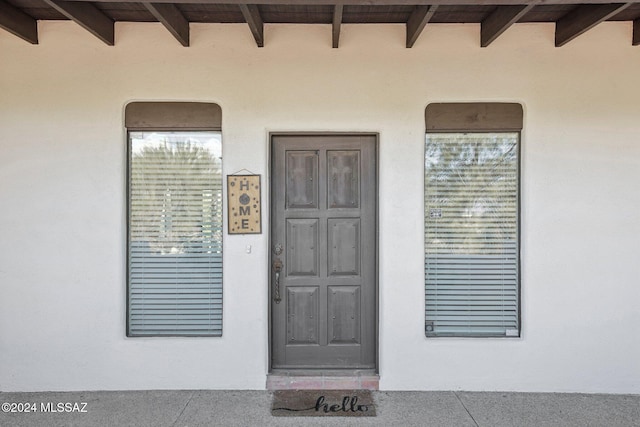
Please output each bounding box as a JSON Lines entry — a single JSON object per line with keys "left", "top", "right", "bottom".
{"left": 1, "top": 390, "right": 638, "bottom": 427}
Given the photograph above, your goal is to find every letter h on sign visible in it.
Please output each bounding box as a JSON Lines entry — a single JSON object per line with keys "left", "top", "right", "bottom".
{"left": 227, "top": 175, "right": 261, "bottom": 234}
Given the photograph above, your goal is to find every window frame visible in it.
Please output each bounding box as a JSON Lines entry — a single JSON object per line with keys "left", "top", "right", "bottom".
{"left": 125, "top": 102, "right": 223, "bottom": 338}
{"left": 424, "top": 103, "right": 523, "bottom": 338}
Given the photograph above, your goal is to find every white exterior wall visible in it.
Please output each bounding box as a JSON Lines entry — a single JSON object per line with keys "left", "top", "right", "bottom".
{"left": 1, "top": 21, "right": 639, "bottom": 393}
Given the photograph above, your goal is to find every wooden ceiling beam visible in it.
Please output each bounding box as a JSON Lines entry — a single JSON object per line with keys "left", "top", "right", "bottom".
{"left": 634, "top": 18, "right": 639, "bottom": 45}
{"left": 239, "top": 4, "right": 263, "bottom": 47}
{"left": 406, "top": 5, "right": 438, "bottom": 48}
{"left": 0, "top": 0, "right": 38, "bottom": 44}
{"left": 42, "top": 0, "right": 114, "bottom": 45}
{"left": 59, "top": 0, "right": 640, "bottom": 5}
{"left": 481, "top": 4, "right": 535, "bottom": 47}
{"left": 332, "top": 4, "right": 343, "bottom": 48}
{"left": 143, "top": 2, "right": 189, "bottom": 46}
{"left": 555, "top": 3, "right": 632, "bottom": 46}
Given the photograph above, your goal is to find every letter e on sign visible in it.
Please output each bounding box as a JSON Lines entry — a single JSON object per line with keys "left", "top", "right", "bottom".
{"left": 228, "top": 175, "right": 261, "bottom": 234}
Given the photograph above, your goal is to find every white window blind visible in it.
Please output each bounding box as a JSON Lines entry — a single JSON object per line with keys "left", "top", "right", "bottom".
{"left": 128, "top": 131, "right": 223, "bottom": 336}
{"left": 425, "top": 132, "right": 519, "bottom": 337}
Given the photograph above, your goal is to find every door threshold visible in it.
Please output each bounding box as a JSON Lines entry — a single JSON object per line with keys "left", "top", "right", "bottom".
{"left": 267, "top": 370, "right": 379, "bottom": 390}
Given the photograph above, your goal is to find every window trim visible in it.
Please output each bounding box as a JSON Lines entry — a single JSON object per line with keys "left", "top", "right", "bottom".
{"left": 125, "top": 102, "right": 222, "bottom": 131}
{"left": 425, "top": 102, "right": 523, "bottom": 133}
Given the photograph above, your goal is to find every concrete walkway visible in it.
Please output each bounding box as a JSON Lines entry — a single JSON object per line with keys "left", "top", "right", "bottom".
{"left": 1, "top": 390, "right": 638, "bottom": 427}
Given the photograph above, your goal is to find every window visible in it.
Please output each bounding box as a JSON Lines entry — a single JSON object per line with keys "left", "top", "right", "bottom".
{"left": 424, "top": 103, "right": 522, "bottom": 337}
{"left": 126, "top": 102, "right": 223, "bottom": 337}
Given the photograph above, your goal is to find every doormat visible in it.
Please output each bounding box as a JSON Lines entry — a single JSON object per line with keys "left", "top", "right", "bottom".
{"left": 271, "top": 390, "right": 376, "bottom": 417}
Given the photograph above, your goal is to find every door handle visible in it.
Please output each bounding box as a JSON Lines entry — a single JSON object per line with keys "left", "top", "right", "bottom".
{"left": 273, "top": 257, "right": 283, "bottom": 304}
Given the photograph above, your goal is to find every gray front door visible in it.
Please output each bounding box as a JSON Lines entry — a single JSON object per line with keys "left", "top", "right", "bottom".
{"left": 271, "top": 134, "right": 377, "bottom": 369}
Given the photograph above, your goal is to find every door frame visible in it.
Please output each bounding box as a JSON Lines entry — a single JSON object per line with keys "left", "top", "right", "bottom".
{"left": 268, "top": 132, "right": 379, "bottom": 373}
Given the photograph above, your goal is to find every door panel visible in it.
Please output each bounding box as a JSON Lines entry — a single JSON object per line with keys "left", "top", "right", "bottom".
{"left": 328, "top": 286, "right": 361, "bottom": 345}
{"left": 286, "top": 219, "right": 319, "bottom": 277}
{"left": 286, "top": 151, "right": 318, "bottom": 209}
{"left": 328, "top": 218, "right": 360, "bottom": 276}
{"left": 286, "top": 287, "right": 319, "bottom": 345}
{"left": 327, "top": 150, "right": 360, "bottom": 208}
{"left": 271, "top": 134, "right": 376, "bottom": 370}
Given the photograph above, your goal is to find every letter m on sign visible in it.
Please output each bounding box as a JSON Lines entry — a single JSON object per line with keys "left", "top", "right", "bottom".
{"left": 239, "top": 206, "right": 251, "bottom": 215}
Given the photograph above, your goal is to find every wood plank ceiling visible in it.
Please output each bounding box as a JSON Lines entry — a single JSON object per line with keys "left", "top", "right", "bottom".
{"left": 1, "top": 0, "right": 640, "bottom": 47}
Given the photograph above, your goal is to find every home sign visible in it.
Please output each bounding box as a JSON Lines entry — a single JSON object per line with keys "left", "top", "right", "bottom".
{"left": 227, "top": 175, "right": 261, "bottom": 234}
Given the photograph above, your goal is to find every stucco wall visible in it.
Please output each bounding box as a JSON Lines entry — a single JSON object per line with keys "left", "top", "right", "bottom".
{"left": 1, "top": 21, "right": 639, "bottom": 393}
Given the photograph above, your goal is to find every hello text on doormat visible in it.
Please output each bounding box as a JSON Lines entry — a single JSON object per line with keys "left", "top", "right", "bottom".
{"left": 271, "top": 390, "right": 376, "bottom": 417}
